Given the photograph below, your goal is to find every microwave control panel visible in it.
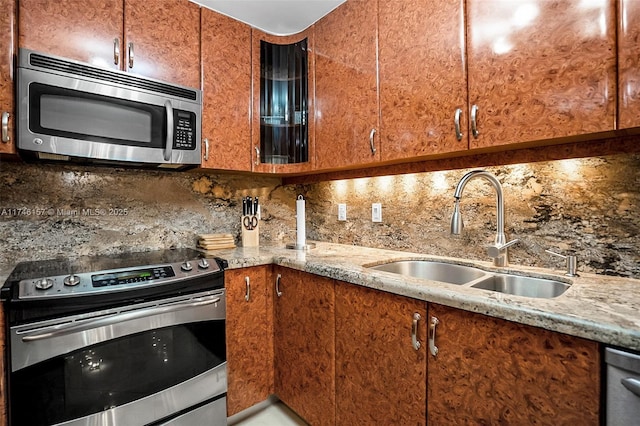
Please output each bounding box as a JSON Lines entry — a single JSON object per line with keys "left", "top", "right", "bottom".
{"left": 173, "top": 111, "right": 196, "bottom": 150}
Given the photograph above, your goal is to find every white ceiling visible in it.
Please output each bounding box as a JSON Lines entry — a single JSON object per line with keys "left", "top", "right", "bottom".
{"left": 192, "top": 0, "right": 346, "bottom": 36}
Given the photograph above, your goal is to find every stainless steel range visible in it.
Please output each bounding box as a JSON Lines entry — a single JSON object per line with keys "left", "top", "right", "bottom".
{"left": 1, "top": 248, "right": 228, "bottom": 426}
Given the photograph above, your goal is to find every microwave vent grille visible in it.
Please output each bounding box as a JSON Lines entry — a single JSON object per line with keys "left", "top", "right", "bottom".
{"left": 29, "top": 53, "right": 198, "bottom": 101}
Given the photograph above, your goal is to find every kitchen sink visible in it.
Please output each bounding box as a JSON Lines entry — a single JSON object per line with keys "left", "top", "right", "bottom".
{"left": 368, "top": 260, "right": 487, "bottom": 285}
{"left": 471, "top": 274, "right": 570, "bottom": 298}
{"left": 368, "top": 260, "right": 571, "bottom": 298}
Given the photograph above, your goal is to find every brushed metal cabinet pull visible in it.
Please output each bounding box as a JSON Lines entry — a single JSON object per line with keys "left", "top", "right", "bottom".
{"left": 411, "top": 312, "right": 422, "bottom": 351}
{"left": 275, "top": 273, "right": 282, "bottom": 297}
{"left": 254, "top": 146, "right": 260, "bottom": 166}
{"left": 470, "top": 104, "right": 479, "bottom": 138}
{"left": 429, "top": 316, "right": 439, "bottom": 357}
{"left": 1, "top": 112, "right": 9, "bottom": 143}
{"left": 128, "top": 42, "right": 134, "bottom": 68}
{"left": 113, "top": 38, "right": 120, "bottom": 66}
{"left": 204, "top": 138, "right": 209, "bottom": 161}
{"left": 369, "top": 128, "right": 377, "bottom": 154}
{"left": 454, "top": 108, "right": 463, "bottom": 141}
{"left": 244, "top": 276, "right": 250, "bottom": 302}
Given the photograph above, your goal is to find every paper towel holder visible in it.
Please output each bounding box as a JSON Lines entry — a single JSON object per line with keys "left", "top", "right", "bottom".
{"left": 286, "top": 194, "right": 316, "bottom": 250}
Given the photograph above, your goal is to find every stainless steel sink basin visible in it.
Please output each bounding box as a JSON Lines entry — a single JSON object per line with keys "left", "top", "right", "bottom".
{"left": 471, "top": 274, "right": 570, "bottom": 298}
{"left": 368, "top": 260, "right": 487, "bottom": 285}
{"left": 368, "top": 260, "right": 571, "bottom": 298}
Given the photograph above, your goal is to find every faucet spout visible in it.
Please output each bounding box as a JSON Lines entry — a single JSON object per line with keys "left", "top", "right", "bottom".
{"left": 450, "top": 170, "right": 516, "bottom": 266}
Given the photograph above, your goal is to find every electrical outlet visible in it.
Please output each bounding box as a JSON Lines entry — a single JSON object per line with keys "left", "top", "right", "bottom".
{"left": 372, "top": 203, "right": 382, "bottom": 222}
{"left": 338, "top": 203, "right": 347, "bottom": 221}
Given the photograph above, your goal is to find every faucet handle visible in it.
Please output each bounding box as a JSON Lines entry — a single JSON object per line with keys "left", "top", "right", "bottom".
{"left": 545, "top": 250, "right": 578, "bottom": 277}
{"left": 487, "top": 239, "right": 519, "bottom": 266}
{"left": 487, "top": 239, "right": 520, "bottom": 258}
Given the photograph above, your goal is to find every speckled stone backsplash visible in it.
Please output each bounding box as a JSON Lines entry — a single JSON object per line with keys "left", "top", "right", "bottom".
{"left": 0, "top": 162, "right": 300, "bottom": 276}
{"left": 1, "top": 154, "right": 639, "bottom": 280}
{"left": 299, "top": 154, "right": 640, "bottom": 279}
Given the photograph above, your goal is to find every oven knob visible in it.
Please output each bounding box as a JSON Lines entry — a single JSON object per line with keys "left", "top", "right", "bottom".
{"left": 181, "top": 261, "right": 193, "bottom": 272}
{"left": 64, "top": 274, "right": 81, "bottom": 286}
{"left": 198, "top": 258, "right": 210, "bottom": 269}
{"left": 35, "top": 278, "right": 54, "bottom": 290}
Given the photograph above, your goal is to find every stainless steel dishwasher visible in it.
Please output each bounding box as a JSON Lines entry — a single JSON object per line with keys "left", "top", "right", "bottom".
{"left": 605, "top": 347, "right": 640, "bottom": 425}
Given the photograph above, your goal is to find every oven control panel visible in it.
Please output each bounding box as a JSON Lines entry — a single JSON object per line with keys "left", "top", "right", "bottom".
{"left": 17, "top": 258, "right": 221, "bottom": 300}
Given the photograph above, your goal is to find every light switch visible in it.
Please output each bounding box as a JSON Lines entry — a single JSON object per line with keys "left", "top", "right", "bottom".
{"left": 372, "top": 203, "right": 382, "bottom": 222}
{"left": 338, "top": 203, "right": 347, "bottom": 221}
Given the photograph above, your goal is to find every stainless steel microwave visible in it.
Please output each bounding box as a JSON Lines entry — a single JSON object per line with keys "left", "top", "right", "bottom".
{"left": 17, "top": 49, "right": 202, "bottom": 169}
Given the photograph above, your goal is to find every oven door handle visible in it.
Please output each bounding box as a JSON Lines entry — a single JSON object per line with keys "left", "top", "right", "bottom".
{"left": 20, "top": 296, "right": 221, "bottom": 342}
{"left": 164, "top": 100, "right": 174, "bottom": 162}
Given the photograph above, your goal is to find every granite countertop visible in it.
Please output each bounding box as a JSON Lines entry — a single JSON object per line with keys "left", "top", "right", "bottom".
{"left": 211, "top": 242, "right": 640, "bottom": 351}
{"left": 2, "top": 241, "right": 638, "bottom": 351}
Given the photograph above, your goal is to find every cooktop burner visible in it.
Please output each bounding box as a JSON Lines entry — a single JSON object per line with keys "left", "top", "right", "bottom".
{"left": 1, "top": 248, "right": 228, "bottom": 325}
{"left": 5, "top": 248, "right": 205, "bottom": 283}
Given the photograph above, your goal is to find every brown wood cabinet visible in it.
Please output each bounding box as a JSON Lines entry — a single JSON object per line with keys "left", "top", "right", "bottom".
{"left": 200, "top": 9, "right": 252, "bottom": 171}
{"left": 273, "top": 267, "right": 335, "bottom": 425}
{"left": 466, "top": 0, "right": 616, "bottom": 149}
{"left": 18, "top": 0, "right": 200, "bottom": 88}
{"left": 378, "top": 0, "right": 468, "bottom": 162}
{"left": 0, "top": 0, "right": 16, "bottom": 156}
{"left": 314, "top": 0, "right": 380, "bottom": 170}
{"left": 618, "top": 0, "right": 640, "bottom": 129}
{"left": 251, "top": 29, "right": 316, "bottom": 174}
{"left": 427, "top": 303, "right": 600, "bottom": 425}
{"left": 335, "top": 282, "right": 427, "bottom": 425}
{"left": 225, "top": 266, "right": 274, "bottom": 416}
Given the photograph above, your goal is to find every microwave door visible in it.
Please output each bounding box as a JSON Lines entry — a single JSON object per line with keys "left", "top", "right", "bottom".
{"left": 18, "top": 68, "right": 171, "bottom": 165}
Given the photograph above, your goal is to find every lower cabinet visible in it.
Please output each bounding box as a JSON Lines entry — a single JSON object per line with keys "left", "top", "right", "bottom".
{"left": 427, "top": 303, "right": 601, "bottom": 425}
{"left": 225, "top": 266, "right": 274, "bottom": 416}
{"left": 226, "top": 268, "right": 602, "bottom": 425}
{"left": 273, "top": 267, "right": 336, "bottom": 426}
{"left": 335, "top": 281, "right": 428, "bottom": 425}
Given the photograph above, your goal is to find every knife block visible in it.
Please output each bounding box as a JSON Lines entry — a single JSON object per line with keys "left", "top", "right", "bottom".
{"left": 241, "top": 215, "right": 259, "bottom": 247}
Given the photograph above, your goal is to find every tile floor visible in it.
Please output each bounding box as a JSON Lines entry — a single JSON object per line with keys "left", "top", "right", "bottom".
{"left": 231, "top": 402, "right": 307, "bottom": 426}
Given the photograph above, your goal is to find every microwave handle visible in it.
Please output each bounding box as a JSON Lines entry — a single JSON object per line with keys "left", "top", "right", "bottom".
{"left": 164, "top": 100, "right": 174, "bottom": 161}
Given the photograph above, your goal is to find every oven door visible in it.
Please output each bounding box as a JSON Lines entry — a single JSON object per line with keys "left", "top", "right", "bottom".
{"left": 8, "top": 290, "right": 226, "bottom": 426}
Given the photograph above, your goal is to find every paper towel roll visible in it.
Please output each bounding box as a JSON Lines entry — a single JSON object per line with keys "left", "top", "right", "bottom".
{"left": 296, "top": 195, "right": 306, "bottom": 247}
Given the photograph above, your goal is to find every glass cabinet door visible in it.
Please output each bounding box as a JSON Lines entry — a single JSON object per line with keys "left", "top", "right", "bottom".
{"left": 259, "top": 39, "right": 308, "bottom": 165}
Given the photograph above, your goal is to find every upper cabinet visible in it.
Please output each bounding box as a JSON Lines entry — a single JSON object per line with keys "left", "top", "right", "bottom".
{"left": 18, "top": 0, "right": 201, "bottom": 88}
{"left": 123, "top": 0, "right": 200, "bottom": 88}
{"left": 252, "top": 29, "right": 316, "bottom": 174}
{"left": 466, "top": 0, "right": 617, "bottom": 149}
{"left": 0, "top": 0, "right": 16, "bottom": 155}
{"left": 314, "top": 0, "right": 380, "bottom": 169}
{"left": 379, "top": 0, "right": 468, "bottom": 162}
{"left": 200, "top": 8, "right": 252, "bottom": 170}
{"left": 618, "top": 0, "right": 640, "bottom": 129}
{"left": 19, "top": 0, "right": 123, "bottom": 71}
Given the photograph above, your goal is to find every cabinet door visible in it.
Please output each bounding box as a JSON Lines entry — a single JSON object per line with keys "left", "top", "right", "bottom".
{"left": 225, "top": 266, "right": 274, "bottom": 416}
{"left": 427, "top": 304, "right": 600, "bottom": 424}
{"left": 124, "top": 0, "right": 200, "bottom": 88}
{"left": 618, "top": 0, "right": 640, "bottom": 129}
{"left": 314, "top": 0, "right": 380, "bottom": 170}
{"left": 252, "top": 29, "right": 316, "bottom": 174}
{"left": 0, "top": 0, "right": 15, "bottom": 155}
{"left": 273, "top": 268, "right": 335, "bottom": 425}
{"left": 379, "top": 0, "right": 468, "bottom": 162}
{"left": 335, "top": 282, "right": 427, "bottom": 426}
{"left": 467, "top": 0, "right": 616, "bottom": 149}
{"left": 19, "top": 0, "right": 123, "bottom": 70}
{"left": 200, "top": 9, "right": 252, "bottom": 171}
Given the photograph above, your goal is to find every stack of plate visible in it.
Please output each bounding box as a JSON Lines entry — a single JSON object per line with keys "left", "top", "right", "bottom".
{"left": 197, "top": 234, "right": 236, "bottom": 251}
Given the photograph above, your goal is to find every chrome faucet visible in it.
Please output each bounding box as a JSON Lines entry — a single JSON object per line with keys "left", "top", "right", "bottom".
{"left": 450, "top": 170, "right": 519, "bottom": 267}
